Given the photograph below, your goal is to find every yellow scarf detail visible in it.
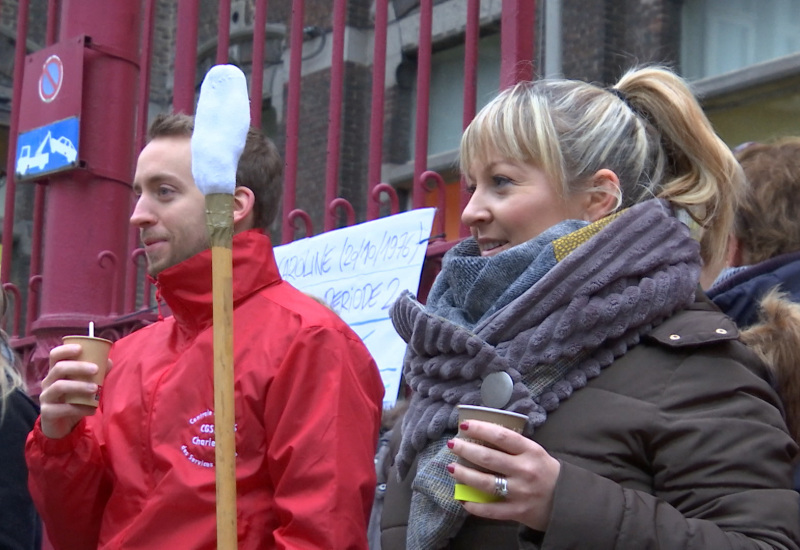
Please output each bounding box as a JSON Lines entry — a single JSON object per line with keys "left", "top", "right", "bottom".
{"left": 552, "top": 210, "right": 625, "bottom": 262}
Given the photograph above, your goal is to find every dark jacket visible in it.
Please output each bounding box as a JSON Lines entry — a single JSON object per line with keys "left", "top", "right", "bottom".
{"left": 708, "top": 252, "right": 800, "bottom": 491}
{"left": 381, "top": 294, "right": 800, "bottom": 549}
{"left": 708, "top": 250, "right": 800, "bottom": 328}
{"left": 1, "top": 387, "right": 41, "bottom": 550}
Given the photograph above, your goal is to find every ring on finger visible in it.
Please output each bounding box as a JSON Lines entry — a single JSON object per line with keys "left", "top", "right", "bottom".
{"left": 494, "top": 474, "right": 509, "bottom": 498}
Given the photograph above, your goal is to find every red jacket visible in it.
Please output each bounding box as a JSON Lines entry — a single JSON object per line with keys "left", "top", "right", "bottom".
{"left": 27, "top": 230, "right": 384, "bottom": 549}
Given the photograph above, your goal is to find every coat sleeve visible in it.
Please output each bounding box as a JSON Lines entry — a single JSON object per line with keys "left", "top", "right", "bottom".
{"left": 531, "top": 352, "right": 800, "bottom": 550}
{"left": 25, "top": 415, "right": 113, "bottom": 550}
{"left": 264, "top": 323, "right": 384, "bottom": 550}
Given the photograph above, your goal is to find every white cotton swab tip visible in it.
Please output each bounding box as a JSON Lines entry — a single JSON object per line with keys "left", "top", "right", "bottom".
{"left": 191, "top": 64, "right": 251, "bottom": 196}
{"left": 89, "top": 321, "right": 94, "bottom": 338}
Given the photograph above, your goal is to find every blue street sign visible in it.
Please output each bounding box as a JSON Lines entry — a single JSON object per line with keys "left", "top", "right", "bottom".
{"left": 15, "top": 116, "right": 80, "bottom": 180}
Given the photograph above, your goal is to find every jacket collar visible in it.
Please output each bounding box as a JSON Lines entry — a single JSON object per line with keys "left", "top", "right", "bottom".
{"left": 707, "top": 250, "right": 800, "bottom": 328}
{"left": 646, "top": 287, "right": 739, "bottom": 347}
{"left": 155, "top": 229, "right": 282, "bottom": 334}
{"left": 708, "top": 250, "right": 800, "bottom": 297}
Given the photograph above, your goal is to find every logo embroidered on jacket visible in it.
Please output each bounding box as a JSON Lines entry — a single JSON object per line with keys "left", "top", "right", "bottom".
{"left": 182, "top": 409, "right": 216, "bottom": 468}
{"left": 181, "top": 409, "right": 238, "bottom": 468}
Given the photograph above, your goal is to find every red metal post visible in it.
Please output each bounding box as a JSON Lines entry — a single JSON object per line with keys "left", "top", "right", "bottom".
{"left": 135, "top": 0, "right": 155, "bottom": 163}
{"left": 33, "top": 0, "right": 142, "bottom": 334}
{"left": 216, "top": 0, "right": 231, "bottom": 65}
{"left": 173, "top": 0, "right": 199, "bottom": 114}
{"left": 46, "top": 0, "right": 59, "bottom": 43}
{"left": 26, "top": 184, "right": 44, "bottom": 336}
{"left": 462, "top": 0, "right": 479, "bottom": 130}
{"left": 323, "top": 0, "right": 346, "bottom": 231}
{"left": 500, "top": 0, "right": 536, "bottom": 89}
{"left": 281, "top": 0, "right": 305, "bottom": 242}
{"left": 126, "top": 0, "right": 156, "bottom": 312}
{"left": 460, "top": 0, "right": 480, "bottom": 236}
{"left": 22, "top": 0, "right": 60, "bottom": 335}
{"left": 366, "top": 0, "right": 388, "bottom": 221}
{"left": 412, "top": 0, "right": 433, "bottom": 210}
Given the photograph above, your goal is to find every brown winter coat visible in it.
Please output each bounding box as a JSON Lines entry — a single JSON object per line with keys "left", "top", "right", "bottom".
{"left": 380, "top": 292, "right": 800, "bottom": 549}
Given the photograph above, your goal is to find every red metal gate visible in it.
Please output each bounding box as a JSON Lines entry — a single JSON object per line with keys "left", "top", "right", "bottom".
{"left": 1, "top": 0, "right": 537, "bottom": 392}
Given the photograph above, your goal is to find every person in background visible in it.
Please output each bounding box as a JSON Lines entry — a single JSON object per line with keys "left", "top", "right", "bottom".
{"left": 26, "top": 112, "right": 384, "bottom": 549}
{"left": 705, "top": 137, "right": 800, "bottom": 490}
{"left": 0, "top": 290, "right": 42, "bottom": 550}
{"left": 380, "top": 66, "right": 799, "bottom": 549}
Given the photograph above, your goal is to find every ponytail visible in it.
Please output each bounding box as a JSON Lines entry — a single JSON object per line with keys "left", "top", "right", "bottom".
{"left": 615, "top": 67, "right": 743, "bottom": 266}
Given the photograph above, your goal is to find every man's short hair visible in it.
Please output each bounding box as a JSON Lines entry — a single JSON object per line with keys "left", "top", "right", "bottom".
{"left": 146, "top": 113, "right": 283, "bottom": 230}
{"left": 734, "top": 137, "right": 800, "bottom": 265}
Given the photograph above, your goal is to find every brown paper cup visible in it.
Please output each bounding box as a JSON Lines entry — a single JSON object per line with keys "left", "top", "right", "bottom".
{"left": 453, "top": 404, "right": 528, "bottom": 503}
{"left": 62, "top": 335, "right": 112, "bottom": 407}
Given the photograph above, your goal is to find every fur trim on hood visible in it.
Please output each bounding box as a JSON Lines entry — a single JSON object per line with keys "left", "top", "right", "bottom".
{"left": 740, "top": 289, "right": 800, "bottom": 449}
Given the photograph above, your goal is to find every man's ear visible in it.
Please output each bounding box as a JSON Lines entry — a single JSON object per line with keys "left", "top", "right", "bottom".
{"left": 580, "top": 169, "right": 621, "bottom": 222}
{"left": 232, "top": 185, "right": 256, "bottom": 232}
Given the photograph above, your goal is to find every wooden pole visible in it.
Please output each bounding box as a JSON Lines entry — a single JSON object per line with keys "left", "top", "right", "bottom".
{"left": 192, "top": 63, "right": 249, "bottom": 548}
{"left": 206, "top": 192, "right": 237, "bottom": 549}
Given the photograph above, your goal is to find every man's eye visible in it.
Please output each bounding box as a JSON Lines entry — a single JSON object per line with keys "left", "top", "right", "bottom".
{"left": 157, "top": 187, "right": 175, "bottom": 197}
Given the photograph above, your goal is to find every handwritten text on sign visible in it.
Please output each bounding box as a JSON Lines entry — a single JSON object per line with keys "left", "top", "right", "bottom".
{"left": 274, "top": 208, "right": 436, "bottom": 408}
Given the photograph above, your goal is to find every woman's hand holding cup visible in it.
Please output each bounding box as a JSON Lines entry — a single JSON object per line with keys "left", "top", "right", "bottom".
{"left": 447, "top": 416, "right": 561, "bottom": 531}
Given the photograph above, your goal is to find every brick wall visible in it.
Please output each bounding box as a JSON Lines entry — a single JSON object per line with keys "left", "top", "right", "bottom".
{"left": 293, "top": 68, "right": 329, "bottom": 234}
{"left": 383, "top": 81, "right": 414, "bottom": 166}
{"left": 338, "top": 61, "right": 371, "bottom": 222}
{"left": 604, "top": 0, "right": 682, "bottom": 82}
{"left": 560, "top": 0, "right": 681, "bottom": 85}
{"left": 561, "top": 0, "right": 607, "bottom": 82}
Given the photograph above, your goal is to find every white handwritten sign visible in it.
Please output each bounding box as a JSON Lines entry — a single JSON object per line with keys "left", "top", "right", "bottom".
{"left": 274, "top": 208, "right": 436, "bottom": 408}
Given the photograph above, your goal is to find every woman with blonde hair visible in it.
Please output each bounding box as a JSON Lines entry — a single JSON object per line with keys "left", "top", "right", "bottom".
{"left": 379, "top": 66, "right": 799, "bottom": 549}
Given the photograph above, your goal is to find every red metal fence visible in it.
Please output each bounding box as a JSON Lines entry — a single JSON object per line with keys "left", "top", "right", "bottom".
{"left": 1, "top": 0, "right": 537, "bottom": 388}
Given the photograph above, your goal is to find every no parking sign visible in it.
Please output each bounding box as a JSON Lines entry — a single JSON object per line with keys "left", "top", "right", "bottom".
{"left": 17, "top": 36, "right": 85, "bottom": 135}
{"left": 39, "top": 55, "right": 64, "bottom": 103}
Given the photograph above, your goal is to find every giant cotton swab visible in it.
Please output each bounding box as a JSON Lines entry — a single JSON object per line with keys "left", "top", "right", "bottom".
{"left": 191, "top": 64, "right": 250, "bottom": 550}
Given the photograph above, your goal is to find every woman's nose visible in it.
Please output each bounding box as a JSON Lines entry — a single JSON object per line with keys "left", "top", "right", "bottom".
{"left": 461, "top": 189, "right": 490, "bottom": 227}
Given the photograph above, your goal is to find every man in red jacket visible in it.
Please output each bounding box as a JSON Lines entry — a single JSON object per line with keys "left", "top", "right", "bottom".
{"left": 26, "top": 112, "right": 384, "bottom": 549}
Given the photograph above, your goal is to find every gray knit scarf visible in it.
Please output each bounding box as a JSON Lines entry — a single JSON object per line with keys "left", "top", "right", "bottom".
{"left": 389, "top": 199, "right": 701, "bottom": 549}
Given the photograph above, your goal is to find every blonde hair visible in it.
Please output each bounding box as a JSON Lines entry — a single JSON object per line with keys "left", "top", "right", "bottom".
{"left": 460, "top": 66, "right": 742, "bottom": 267}
{"left": 0, "top": 332, "right": 24, "bottom": 421}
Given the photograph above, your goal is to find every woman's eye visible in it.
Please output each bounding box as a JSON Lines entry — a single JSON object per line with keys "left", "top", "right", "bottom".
{"left": 492, "top": 175, "right": 513, "bottom": 186}
{"left": 465, "top": 183, "right": 476, "bottom": 195}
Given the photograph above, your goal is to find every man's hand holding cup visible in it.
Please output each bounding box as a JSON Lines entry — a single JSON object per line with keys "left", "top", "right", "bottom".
{"left": 39, "top": 333, "right": 112, "bottom": 439}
